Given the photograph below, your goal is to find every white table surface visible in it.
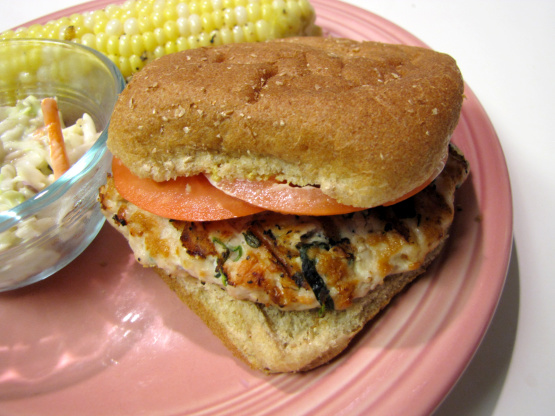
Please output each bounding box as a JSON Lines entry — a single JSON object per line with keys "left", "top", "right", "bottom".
{"left": 2, "top": 1, "right": 554, "bottom": 415}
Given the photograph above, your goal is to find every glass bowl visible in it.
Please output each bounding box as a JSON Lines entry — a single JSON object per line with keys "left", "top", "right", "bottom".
{"left": 0, "top": 39, "right": 125, "bottom": 291}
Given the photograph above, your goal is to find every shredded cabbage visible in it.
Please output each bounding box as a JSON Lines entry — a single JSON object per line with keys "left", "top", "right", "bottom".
{"left": 0, "top": 96, "right": 100, "bottom": 251}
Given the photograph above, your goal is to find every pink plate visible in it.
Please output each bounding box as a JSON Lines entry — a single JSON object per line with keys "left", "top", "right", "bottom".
{"left": 0, "top": 1, "right": 512, "bottom": 415}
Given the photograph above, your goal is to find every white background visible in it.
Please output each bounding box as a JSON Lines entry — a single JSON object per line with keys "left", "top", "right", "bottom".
{"left": 2, "top": 1, "right": 554, "bottom": 414}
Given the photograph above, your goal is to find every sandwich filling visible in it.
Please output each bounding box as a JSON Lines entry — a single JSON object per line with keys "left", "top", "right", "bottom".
{"left": 99, "top": 144, "right": 468, "bottom": 311}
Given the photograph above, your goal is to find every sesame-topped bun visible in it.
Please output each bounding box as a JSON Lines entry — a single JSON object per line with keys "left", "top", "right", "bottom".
{"left": 107, "top": 37, "right": 464, "bottom": 208}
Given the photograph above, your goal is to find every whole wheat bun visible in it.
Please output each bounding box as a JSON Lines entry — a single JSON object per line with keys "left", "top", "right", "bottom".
{"left": 108, "top": 37, "right": 464, "bottom": 208}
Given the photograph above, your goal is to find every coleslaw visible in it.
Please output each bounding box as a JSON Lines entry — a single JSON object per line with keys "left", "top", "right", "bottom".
{"left": 0, "top": 95, "right": 99, "bottom": 251}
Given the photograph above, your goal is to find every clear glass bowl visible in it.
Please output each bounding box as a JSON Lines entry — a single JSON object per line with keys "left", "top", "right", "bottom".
{"left": 0, "top": 39, "right": 125, "bottom": 291}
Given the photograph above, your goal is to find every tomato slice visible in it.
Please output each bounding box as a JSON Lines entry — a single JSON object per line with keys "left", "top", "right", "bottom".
{"left": 383, "top": 178, "right": 432, "bottom": 206}
{"left": 205, "top": 175, "right": 366, "bottom": 216}
{"left": 111, "top": 158, "right": 265, "bottom": 221}
{"left": 112, "top": 150, "right": 448, "bottom": 221}
{"left": 383, "top": 151, "right": 448, "bottom": 206}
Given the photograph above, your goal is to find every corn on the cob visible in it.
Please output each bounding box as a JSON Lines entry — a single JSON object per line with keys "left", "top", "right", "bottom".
{"left": 1, "top": 0, "right": 320, "bottom": 78}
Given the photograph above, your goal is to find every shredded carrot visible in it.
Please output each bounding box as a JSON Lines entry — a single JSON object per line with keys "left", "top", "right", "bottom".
{"left": 41, "top": 98, "right": 70, "bottom": 179}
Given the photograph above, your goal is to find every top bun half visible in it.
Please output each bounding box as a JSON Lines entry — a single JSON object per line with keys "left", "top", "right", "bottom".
{"left": 107, "top": 37, "right": 464, "bottom": 208}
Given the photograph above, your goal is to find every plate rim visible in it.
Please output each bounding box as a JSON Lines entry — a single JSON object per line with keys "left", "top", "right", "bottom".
{"left": 2, "top": 0, "right": 513, "bottom": 415}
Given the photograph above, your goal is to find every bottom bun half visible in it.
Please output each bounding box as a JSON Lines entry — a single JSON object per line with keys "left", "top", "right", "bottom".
{"left": 155, "top": 243, "right": 443, "bottom": 373}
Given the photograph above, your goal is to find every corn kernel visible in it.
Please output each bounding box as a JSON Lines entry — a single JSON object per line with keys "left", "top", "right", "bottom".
{"left": 119, "top": 35, "right": 133, "bottom": 57}
{"left": 142, "top": 31, "right": 157, "bottom": 52}
{"left": 107, "top": 54, "right": 118, "bottom": 67}
{"left": 93, "top": 18, "right": 108, "bottom": 35}
{"left": 105, "top": 4, "right": 122, "bottom": 19}
{"left": 235, "top": 6, "right": 248, "bottom": 25}
{"left": 154, "top": 27, "right": 166, "bottom": 45}
{"left": 138, "top": 4, "right": 153, "bottom": 18}
{"left": 201, "top": 12, "right": 215, "bottom": 33}
{"left": 138, "top": 15, "right": 154, "bottom": 33}
{"left": 177, "top": 17, "right": 190, "bottom": 36}
{"left": 91, "top": 10, "right": 107, "bottom": 21}
{"left": 81, "top": 32, "right": 97, "bottom": 49}
{"left": 287, "top": 0, "right": 302, "bottom": 18}
{"left": 188, "top": 34, "right": 200, "bottom": 49}
{"left": 255, "top": 19, "right": 270, "bottom": 41}
{"left": 154, "top": 45, "right": 165, "bottom": 59}
{"left": 268, "top": 4, "right": 281, "bottom": 24}
{"left": 83, "top": 13, "right": 95, "bottom": 31}
{"left": 188, "top": 1, "right": 201, "bottom": 15}
{"left": 69, "top": 14, "right": 88, "bottom": 38}
{"left": 206, "top": 0, "right": 217, "bottom": 13}
{"left": 247, "top": 2, "right": 262, "bottom": 22}
{"left": 212, "top": 9, "right": 224, "bottom": 30}
{"left": 176, "top": 36, "right": 189, "bottom": 51}
{"left": 232, "top": 25, "right": 245, "bottom": 43}
{"left": 122, "top": 2, "right": 139, "bottom": 18}
{"left": 55, "top": 17, "right": 71, "bottom": 32}
{"left": 223, "top": 8, "right": 236, "bottom": 28}
{"left": 164, "top": 40, "right": 177, "bottom": 54}
{"left": 177, "top": 3, "right": 190, "bottom": 18}
{"left": 96, "top": 32, "right": 109, "bottom": 52}
{"left": 220, "top": 26, "right": 233, "bottom": 44}
{"left": 163, "top": 20, "right": 179, "bottom": 41}
{"left": 152, "top": 1, "right": 166, "bottom": 14}
{"left": 130, "top": 33, "right": 145, "bottom": 55}
{"left": 189, "top": 14, "right": 202, "bottom": 35}
{"left": 118, "top": 56, "right": 133, "bottom": 77}
{"left": 198, "top": 32, "right": 212, "bottom": 47}
{"left": 129, "top": 54, "right": 145, "bottom": 72}
{"left": 106, "top": 18, "right": 124, "bottom": 36}
{"left": 209, "top": 29, "right": 222, "bottom": 46}
{"left": 164, "top": 6, "right": 178, "bottom": 21}
{"left": 151, "top": 11, "right": 165, "bottom": 28}
{"left": 106, "top": 35, "right": 119, "bottom": 55}
{"left": 124, "top": 17, "right": 141, "bottom": 35}
{"left": 243, "top": 21, "right": 257, "bottom": 42}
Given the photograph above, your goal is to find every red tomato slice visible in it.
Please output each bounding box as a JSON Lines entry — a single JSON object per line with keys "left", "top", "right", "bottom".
{"left": 205, "top": 175, "right": 367, "bottom": 216}
{"left": 383, "top": 177, "right": 432, "bottom": 206}
{"left": 111, "top": 158, "right": 265, "bottom": 221}
{"left": 383, "top": 151, "right": 448, "bottom": 206}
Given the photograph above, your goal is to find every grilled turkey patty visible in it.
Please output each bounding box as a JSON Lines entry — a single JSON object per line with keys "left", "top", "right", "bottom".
{"left": 99, "top": 145, "right": 468, "bottom": 311}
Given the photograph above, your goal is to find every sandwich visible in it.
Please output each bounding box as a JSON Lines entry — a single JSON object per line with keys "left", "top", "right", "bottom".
{"left": 98, "top": 37, "right": 469, "bottom": 373}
